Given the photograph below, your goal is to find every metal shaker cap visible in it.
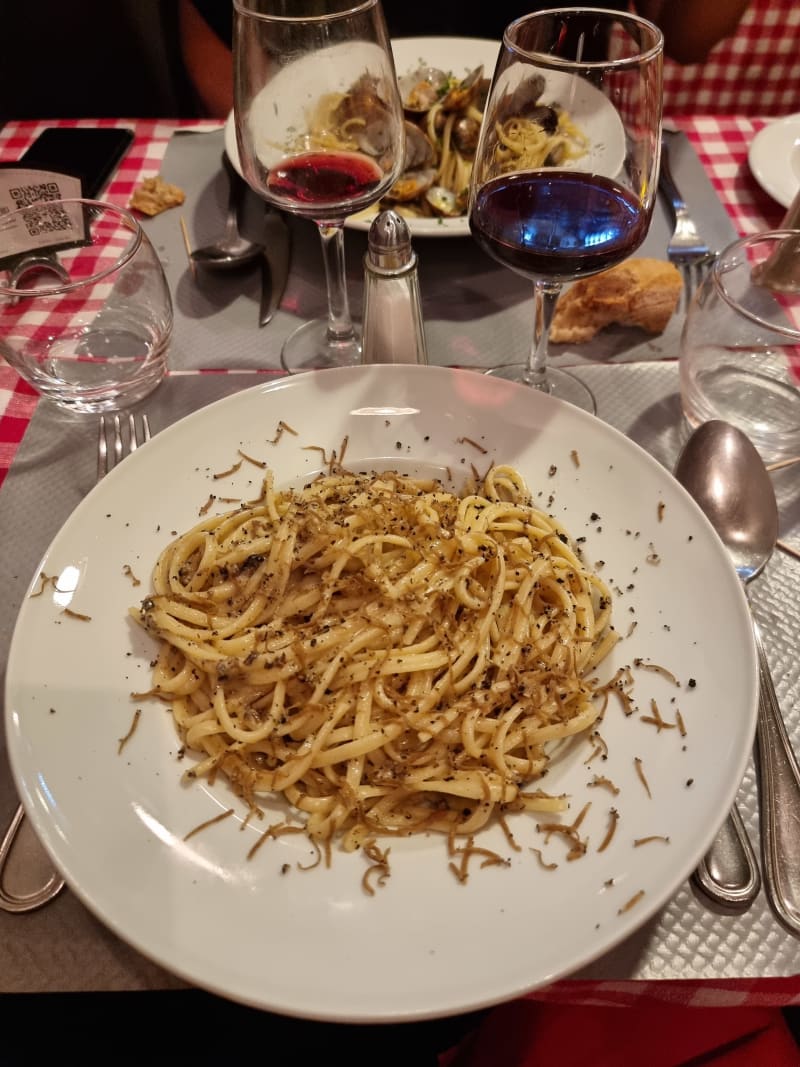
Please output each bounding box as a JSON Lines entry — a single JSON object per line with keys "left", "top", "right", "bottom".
{"left": 367, "top": 209, "right": 415, "bottom": 273}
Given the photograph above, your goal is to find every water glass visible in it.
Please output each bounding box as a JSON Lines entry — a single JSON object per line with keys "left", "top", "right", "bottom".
{"left": 0, "top": 198, "right": 172, "bottom": 413}
{"left": 680, "top": 230, "right": 800, "bottom": 462}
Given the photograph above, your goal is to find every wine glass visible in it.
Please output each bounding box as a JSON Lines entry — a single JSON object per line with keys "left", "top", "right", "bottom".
{"left": 469, "top": 8, "right": 664, "bottom": 412}
{"left": 233, "top": 0, "right": 405, "bottom": 373}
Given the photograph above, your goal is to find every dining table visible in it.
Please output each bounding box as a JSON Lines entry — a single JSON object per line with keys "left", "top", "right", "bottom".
{"left": 1, "top": 107, "right": 799, "bottom": 1062}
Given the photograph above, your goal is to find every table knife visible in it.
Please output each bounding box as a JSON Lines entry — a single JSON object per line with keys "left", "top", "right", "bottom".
{"left": 259, "top": 207, "right": 291, "bottom": 327}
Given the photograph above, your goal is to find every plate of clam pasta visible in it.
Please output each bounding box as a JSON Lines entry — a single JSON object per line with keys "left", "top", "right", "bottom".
{"left": 5, "top": 365, "right": 756, "bottom": 1020}
{"left": 225, "top": 36, "right": 624, "bottom": 237}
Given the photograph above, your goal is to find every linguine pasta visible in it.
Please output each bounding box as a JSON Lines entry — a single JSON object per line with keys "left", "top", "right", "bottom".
{"left": 133, "top": 464, "right": 617, "bottom": 854}
{"left": 493, "top": 112, "right": 588, "bottom": 174}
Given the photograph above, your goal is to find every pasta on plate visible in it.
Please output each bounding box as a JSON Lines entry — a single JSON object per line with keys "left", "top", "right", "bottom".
{"left": 133, "top": 464, "right": 617, "bottom": 854}
{"left": 306, "top": 65, "right": 588, "bottom": 221}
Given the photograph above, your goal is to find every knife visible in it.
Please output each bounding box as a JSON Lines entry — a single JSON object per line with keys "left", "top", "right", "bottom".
{"left": 259, "top": 206, "right": 291, "bottom": 327}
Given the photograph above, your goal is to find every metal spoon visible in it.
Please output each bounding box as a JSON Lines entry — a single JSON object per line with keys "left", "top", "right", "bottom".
{"left": 675, "top": 426, "right": 761, "bottom": 910}
{"left": 675, "top": 420, "right": 800, "bottom": 933}
{"left": 190, "top": 153, "right": 264, "bottom": 271}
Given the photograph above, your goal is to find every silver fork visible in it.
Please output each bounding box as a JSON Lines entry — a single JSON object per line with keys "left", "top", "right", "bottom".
{"left": 0, "top": 411, "right": 152, "bottom": 914}
{"left": 97, "top": 411, "right": 151, "bottom": 481}
{"left": 659, "top": 134, "right": 718, "bottom": 309}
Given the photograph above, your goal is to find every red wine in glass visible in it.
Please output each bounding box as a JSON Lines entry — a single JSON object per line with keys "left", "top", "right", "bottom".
{"left": 233, "top": 0, "right": 405, "bottom": 373}
{"left": 470, "top": 170, "right": 648, "bottom": 281}
{"left": 267, "top": 150, "right": 385, "bottom": 216}
{"left": 467, "top": 9, "right": 663, "bottom": 411}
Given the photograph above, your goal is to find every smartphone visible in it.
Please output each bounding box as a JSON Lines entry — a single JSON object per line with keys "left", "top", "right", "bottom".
{"left": 19, "top": 127, "right": 135, "bottom": 199}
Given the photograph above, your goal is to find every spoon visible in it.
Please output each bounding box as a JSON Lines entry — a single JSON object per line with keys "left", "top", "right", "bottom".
{"left": 675, "top": 420, "right": 800, "bottom": 932}
{"left": 675, "top": 425, "right": 761, "bottom": 910}
{"left": 190, "top": 153, "right": 264, "bottom": 271}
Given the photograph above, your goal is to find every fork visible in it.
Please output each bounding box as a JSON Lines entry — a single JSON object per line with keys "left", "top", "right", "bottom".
{"left": 659, "top": 133, "right": 718, "bottom": 309}
{"left": 0, "top": 411, "right": 152, "bottom": 914}
{"left": 97, "top": 411, "right": 151, "bottom": 481}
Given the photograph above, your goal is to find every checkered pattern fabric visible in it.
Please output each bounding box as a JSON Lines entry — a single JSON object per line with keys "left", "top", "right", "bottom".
{"left": 663, "top": 0, "right": 800, "bottom": 116}
{"left": 0, "top": 363, "right": 38, "bottom": 475}
{"left": 7, "top": 238, "right": 132, "bottom": 368}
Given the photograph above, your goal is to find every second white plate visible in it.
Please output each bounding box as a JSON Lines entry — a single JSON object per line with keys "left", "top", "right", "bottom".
{"left": 748, "top": 113, "right": 800, "bottom": 208}
{"left": 225, "top": 36, "right": 500, "bottom": 238}
{"left": 225, "top": 35, "right": 624, "bottom": 239}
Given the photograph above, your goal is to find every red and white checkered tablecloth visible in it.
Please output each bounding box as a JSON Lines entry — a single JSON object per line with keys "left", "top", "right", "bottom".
{"left": 662, "top": 0, "right": 800, "bottom": 118}
{"left": 0, "top": 114, "right": 785, "bottom": 491}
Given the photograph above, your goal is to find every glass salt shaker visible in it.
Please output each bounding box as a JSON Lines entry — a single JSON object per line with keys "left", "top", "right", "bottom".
{"left": 361, "top": 209, "right": 428, "bottom": 365}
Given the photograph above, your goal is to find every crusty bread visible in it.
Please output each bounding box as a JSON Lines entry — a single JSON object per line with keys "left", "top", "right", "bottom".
{"left": 130, "top": 175, "right": 186, "bottom": 217}
{"left": 550, "top": 258, "right": 682, "bottom": 344}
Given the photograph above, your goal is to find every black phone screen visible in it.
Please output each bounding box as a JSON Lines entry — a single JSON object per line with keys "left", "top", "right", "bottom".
{"left": 19, "top": 127, "right": 135, "bottom": 199}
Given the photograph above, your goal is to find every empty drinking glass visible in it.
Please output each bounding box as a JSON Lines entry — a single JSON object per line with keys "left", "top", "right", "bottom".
{"left": 0, "top": 197, "right": 172, "bottom": 413}
{"left": 679, "top": 229, "right": 800, "bottom": 462}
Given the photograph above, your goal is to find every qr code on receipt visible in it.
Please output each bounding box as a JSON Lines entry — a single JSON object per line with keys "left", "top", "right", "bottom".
{"left": 9, "top": 182, "right": 71, "bottom": 237}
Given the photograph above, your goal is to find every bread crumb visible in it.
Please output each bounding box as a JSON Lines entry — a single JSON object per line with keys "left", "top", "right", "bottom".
{"left": 130, "top": 175, "right": 186, "bottom": 217}
{"left": 550, "top": 258, "right": 682, "bottom": 343}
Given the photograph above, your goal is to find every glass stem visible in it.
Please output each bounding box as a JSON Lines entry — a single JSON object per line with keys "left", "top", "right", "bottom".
{"left": 317, "top": 222, "right": 356, "bottom": 344}
{"left": 525, "top": 278, "right": 563, "bottom": 390}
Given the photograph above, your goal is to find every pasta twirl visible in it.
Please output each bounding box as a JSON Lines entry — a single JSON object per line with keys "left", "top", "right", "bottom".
{"left": 133, "top": 465, "right": 617, "bottom": 853}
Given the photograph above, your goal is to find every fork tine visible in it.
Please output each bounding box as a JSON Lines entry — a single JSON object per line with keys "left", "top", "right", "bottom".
{"left": 127, "top": 413, "right": 151, "bottom": 450}
{"left": 680, "top": 264, "right": 694, "bottom": 312}
{"left": 687, "top": 252, "right": 718, "bottom": 310}
{"left": 127, "top": 412, "right": 138, "bottom": 452}
{"left": 97, "top": 415, "right": 109, "bottom": 483}
{"left": 693, "top": 260, "right": 706, "bottom": 301}
{"left": 112, "top": 414, "right": 123, "bottom": 467}
{"left": 97, "top": 413, "right": 152, "bottom": 482}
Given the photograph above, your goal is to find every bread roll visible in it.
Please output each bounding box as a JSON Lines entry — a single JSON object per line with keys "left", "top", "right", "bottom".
{"left": 130, "top": 175, "right": 186, "bottom": 217}
{"left": 550, "top": 258, "right": 682, "bottom": 344}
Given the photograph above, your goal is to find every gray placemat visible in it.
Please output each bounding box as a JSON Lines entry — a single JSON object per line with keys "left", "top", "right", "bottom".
{"left": 1, "top": 362, "right": 798, "bottom": 993}
{"left": 141, "top": 129, "right": 738, "bottom": 374}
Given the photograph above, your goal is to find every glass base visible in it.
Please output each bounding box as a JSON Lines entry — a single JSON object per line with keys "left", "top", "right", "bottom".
{"left": 484, "top": 364, "right": 597, "bottom": 414}
{"left": 280, "top": 318, "right": 362, "bottom": 374}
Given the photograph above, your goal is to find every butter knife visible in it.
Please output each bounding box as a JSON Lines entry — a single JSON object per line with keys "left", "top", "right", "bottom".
{"left": 259, "top": 207, "right": 291, "bottom": 327}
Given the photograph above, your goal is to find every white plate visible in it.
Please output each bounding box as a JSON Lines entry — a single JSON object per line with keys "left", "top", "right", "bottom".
{"left": 748, "top": 113, "right": 800, "bottom": 208}
{"left": 225, "top": 35, "right": 625, "bottom": 239}
{"left": 6, "top": 365, "right": 756, "bottom": 1022}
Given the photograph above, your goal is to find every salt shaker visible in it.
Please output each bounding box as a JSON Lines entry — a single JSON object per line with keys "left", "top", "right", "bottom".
{"left": 361, "top": 209, "right": 428, "bottom": 365}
